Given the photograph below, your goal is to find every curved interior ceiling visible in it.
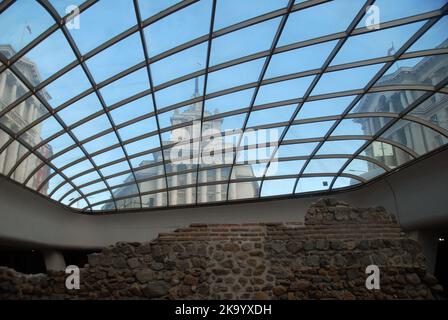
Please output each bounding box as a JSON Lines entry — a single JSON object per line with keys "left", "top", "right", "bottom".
{"left": 0, "top": 0, "right": 447, "bottom": 213}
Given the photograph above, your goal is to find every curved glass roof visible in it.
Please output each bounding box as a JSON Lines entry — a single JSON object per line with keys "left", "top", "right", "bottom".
{"left": 0, "top": 0, "right": 447, "bottom": 212}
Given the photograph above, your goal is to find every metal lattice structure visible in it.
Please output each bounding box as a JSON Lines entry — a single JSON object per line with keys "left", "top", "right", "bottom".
{"left": 0, "top": 0, "right": 447, "bottom": 212}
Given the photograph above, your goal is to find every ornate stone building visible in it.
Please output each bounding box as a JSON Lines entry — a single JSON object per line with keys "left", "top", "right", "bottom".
{"left": 0, "top": 45, "right": 52, "bottom": 194}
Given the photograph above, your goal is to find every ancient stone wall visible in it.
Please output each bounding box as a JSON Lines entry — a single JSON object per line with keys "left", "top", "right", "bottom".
{"left": 0, "top": 198, "right": 444, "bottom": 299}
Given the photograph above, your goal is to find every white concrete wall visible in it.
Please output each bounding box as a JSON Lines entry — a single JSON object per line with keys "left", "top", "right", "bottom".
{"left": 0, "top": 149, "right": 447, "bottom": 250}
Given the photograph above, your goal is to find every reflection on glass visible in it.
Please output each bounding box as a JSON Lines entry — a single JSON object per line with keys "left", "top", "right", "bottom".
{"left": 376, "top": 55, "right": 448, "bottom": 87}
{"left": 332, "top": 117, "right": 392, "bottom": 136}
{"left": 343, "top": 158, "right": 386, "bottom": 180}
{"left": 350, "top": 91, "right": 426, "bottom": 115}
{"left": 0, "top": 69, "right": 30, "bottom": 111}
{"left": 228, "top": 181, "right": 260, "bottom": 200}
{"left": 382, "top": 119, "right": 448, "bottom": 156}
{"left": 360, "top": 141, "right": 413, "bottom": 169}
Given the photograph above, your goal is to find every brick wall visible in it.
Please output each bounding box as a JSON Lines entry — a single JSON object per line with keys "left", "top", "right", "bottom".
{"left": 0, "top": 198, "right": 443, "bottom": 299}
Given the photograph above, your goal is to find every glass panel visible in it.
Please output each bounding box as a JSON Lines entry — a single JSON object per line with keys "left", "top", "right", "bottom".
{"left": 51, "top": 182, "right": 73, "bottom": 202}
{"left": 73, "top": 170, "right": 101, "bottom": 187}
{"left": 343, "top": 158, "right": 386, "bottom": 180}
{"left": 236, "top": 146, "right": 276, "bottom": 164}
{"left": 115, "top": 196, "right": 142, "bottom": 210}
{"left": 240, "top": 126, "right": 283, "bottom": 147}
{"left": 297, "top": 95, "right": 355, "bottom": 120}
{"left": 57, "top": 93, "right": 103, "bottom": 126}
{"left": 407, "top": 16, "right": 448, "bottom": 53}
{"left": 125, "top": 136, "right": 160, "bottom": 156}
{"left": 26, "top": 164, "right": 53, "bottom": 192}
{"left": 167, "top": 172, "right": 197, "bottom": 188}
{"left": 261, "top": 178, "right": 295, "bottom": 197}
{"left": 350, "top": 91, "right": 426, "bottom": 114}
{"left": 332, "top": 117, "right": 393, "bottom": 136}
{"left": 204, "top": 89, "right": 254, "bottom": 116}
{"left": 0, "top": 0, "right": 54, "bottom": 53}
{"left": 316, "top": 140, "right": 366, "bottom": 155}
{"left": 118, "top": 117, "right": 158, "bottom": 141}
{"left": 38, "top": 133, "right": 75, "bottom": 157}
{"left": 69, "top": 0, "right": 137, "bottom": 54}
{"left": 93, "top": 201, "right": 115, "bottom": 211}
{"left": 51, "top": 147, "right": 84, "bottom": 168}
{"left": 139, "top": 0, "right": 181, "bottom": 20}
{"left": 20, "top": 116, "right": 63, "bottom": 147}
{"left": 228, "top": 181, "right": 260, "bottom": 200}
{"left": 198, "top": 167, "right": 230, "bottom": 183}
{"left": 13, "top": 30, "right": 76, "bottom": 86}
{"left": 357, "top": 0, "right": 446, "bottom": 26}
{"left": 255, "top": 76, "right": 314, "bottom": 105}
{"left": 265, "top": 159, "right": 305, "bottom": 177}
{"left": 83, "top": 132, "right": 119, "bottom": 154}
{"left": 376, "top": 55, "right": 448, "bottom": 87}
{"left": 303, "top": 158, "right": 347, "bottom": 174}
{"left": 279, "top": 0, "right": 365, "bottom": 46}
{"left": 156, "top": 76, "right": 204, "bottom": 109}
{"left": 211, "top": 18, "right": 280, "bottom": 66}
{"left": 92, "top": 147, "right": 125, "bottom": 167}
{"left": 331, "top": 22, "right": 425, "bottom": 66}
{"left": 107, "top": 172, "right": 135, "bottom": 187}
{"left": 276, "top": 142, "right": 319, "bottom": 158}
{"left": 247, "top": 105, "right": 294, "bottom": 127}
{"left": 197, "top": 184, "right": 226, "bottom": 203}
{"left": 207, "top": 58, "right": 265, "bottom": 94}
{"left": 62, "top": 159, "right": 93, "bottom": 178}
{"left": 142, "top": 192, "right": 167, "bottom": 207}
{"left": 332, "top": 176, "right": 361, "bottom": 189}
{"left": 231, "top": 163, "right": 267, "bottom": 179}
{"left": 10, "top": 153, "right": 42, "bottom": 184}
{"left": 144, "top": 0, "right": 212, "bottom": 57}
{"left": 80, "top": 181, "right": 108, "bottom": 196}
{"left": 151, "top": 42, "right": 207, "bottom": 86}
{"left": 44, "top": 174, "right": 65, "bottom": 195}
{"left": 100, "top": 68, "right": 150, "bottom": 106}
{"left": 139, "top": 177, "right": 166, "bottom": 193}
{"left": 360, "top": 141, "right": 413, "bottom": 169}
{"left": 131, "top": 151, "right": 162, "bottom": 169}
{"left": 87, "top": 191, "right": 114, "bottom": 207}
{"left": 0, "top": 69, "right": 29, "bottom": 110}
{"left": 284, "top": 121, "right": 335, "bottom": 140}
{"left": 295, "top": 176, "right": 332, "bottom": 193}
{"left": 135, "top": 164, "right": 164, "bottom": 181}
{"left": 49, "top": 0, "right": 85, "bottom": 17}
{"left": 266, "top": 41, "right": 337, "bottom": 79}
{"left": 214, "top": 0, "right": 288, "bottom": 30}
{"left": 100, "top": 161, "right": 131, "bottom": 177}
{"left": 409, "top": 93, "right": 448, "bottom": 132}
{"left": 86, "top": 33, "right": 144, "bottom": 83}
{"left": 40, "top": 65, "right": 92, "bottom": 108}
{"left": 1, "top": 97, "right": 48, "bottom": 133}
{"left": 72, "top": 114, "right": 111, "bottom": 141}
{"left": 0, "top": 129, "right": 10, "bottom": 150}
{"left": 381, "top": 119, "right": 448, "bottom": 156}
{"left": 169, "top": 187, "right": 196, "bottom": 206}
{"left": 312, "top": 64, "right": 384, "bottom": 95}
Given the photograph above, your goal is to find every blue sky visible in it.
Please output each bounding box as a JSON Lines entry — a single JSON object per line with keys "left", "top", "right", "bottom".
{"left": 0, "top": 0, "right": 447, "bottom": 209}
